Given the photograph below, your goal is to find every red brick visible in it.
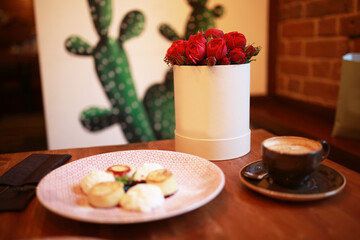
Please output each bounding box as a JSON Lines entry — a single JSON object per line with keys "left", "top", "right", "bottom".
{"left": 288, "top": 78, "right": 301, "bottom": 93}
{"left": 305, "top": 0, "right": 354, "bottom": 17}
{"left": 313, "top": 61, "right": 331, "bottom": 78}
{"left": 280, "top": 59, "right": 309, "bottom": 76}
{"left": 354, "top": 38, "right": 360, "bottom": 52}
{"left": 288, "top": 40, "right": 303, "bottom": 56}
{"left": 331, "top": 61, "right": 342, "bottom": 82}
{"left": 276, "top": 76, "right": 287, "bottom": 90}
{"left": 303, "top": 81, "right": 339, "bottom": 101}
{"left": 282, "top": 20, "right": 315, "bottom": 38}
{"left": 277, "top": 41, "right": 287, "bottom": 55}
{"left": 340, "top": 14, "right": 360, "bottom": 37}
{"left": 319, "top": 18, "right": 337, "bottom": 36}
{"left": 305, "top": 39, "right": 349, "bottom": 58}
{"left": 279, "top": 4, "right": 302, "bottom": 21}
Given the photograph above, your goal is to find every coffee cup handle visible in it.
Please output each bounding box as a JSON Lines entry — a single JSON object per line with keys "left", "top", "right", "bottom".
{"left": 318, "top": 140, "right": 330, "bottom": 160}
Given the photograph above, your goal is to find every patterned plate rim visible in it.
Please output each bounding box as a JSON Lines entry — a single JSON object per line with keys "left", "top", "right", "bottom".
{"left": 36, "top": 150, "right": 225, "bottom": 224}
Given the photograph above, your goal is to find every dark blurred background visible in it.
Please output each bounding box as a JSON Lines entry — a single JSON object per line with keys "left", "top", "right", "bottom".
{"left": 0, "top": 0, "right": 47, "bottom": 153}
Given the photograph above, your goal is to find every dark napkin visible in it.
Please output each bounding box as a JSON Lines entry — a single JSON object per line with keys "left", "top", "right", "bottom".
{"left": 0, "top": 153, "right": 71, "bottom": 211}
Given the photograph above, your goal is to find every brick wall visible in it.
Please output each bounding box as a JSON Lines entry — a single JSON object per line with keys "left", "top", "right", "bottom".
{"left": 276, "top": 0, "right": 360, "bottom": 108}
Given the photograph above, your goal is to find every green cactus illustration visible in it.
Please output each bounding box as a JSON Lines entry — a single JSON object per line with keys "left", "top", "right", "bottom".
{"left": 159, "top": 0, "right": 224, "bottom": 41}
{"left": 143, "top": 69, "right": 175, "bottom": 140}
{"left": 65, "top": 0, "right": 155, "bottom": 143}
{"left": 143, "top": 0, "right": 224, "bottom": 139}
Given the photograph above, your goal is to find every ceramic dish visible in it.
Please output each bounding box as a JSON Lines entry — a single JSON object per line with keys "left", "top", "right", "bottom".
{"left": 37, "top": 150, "right": 225, "bottom": 224}
{"left": 239, "top": 161, "right": 346, "bottom": 201}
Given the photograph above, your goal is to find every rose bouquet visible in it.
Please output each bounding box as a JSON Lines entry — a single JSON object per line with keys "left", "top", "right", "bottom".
{"left": 164, "top": 28, "right": 261, "bottom": 66}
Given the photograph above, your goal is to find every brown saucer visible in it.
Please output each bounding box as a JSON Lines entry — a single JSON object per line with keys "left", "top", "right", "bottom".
{"left": 239, "top": 161, "right": 346, "bottom": 201}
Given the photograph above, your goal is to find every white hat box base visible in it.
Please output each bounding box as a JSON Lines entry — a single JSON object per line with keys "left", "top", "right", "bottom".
{"left": 175, "top": 130, "right": 251, "bottom": 161}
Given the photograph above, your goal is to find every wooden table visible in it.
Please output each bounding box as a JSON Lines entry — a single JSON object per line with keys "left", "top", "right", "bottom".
{"left": 1, "top": 129, "right": 360, "bottom": 239}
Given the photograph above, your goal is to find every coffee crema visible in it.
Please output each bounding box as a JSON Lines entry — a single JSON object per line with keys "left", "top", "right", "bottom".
{"left": 263, "top": 137, "right": 321, "bottom": 154}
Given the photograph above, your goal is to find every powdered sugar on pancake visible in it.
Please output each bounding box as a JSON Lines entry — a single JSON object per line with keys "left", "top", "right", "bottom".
{"left": 133, "top": 163, "right": 164, "bottom": 181}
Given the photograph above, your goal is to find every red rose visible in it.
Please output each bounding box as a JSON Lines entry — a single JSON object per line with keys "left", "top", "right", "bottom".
{"left": 163, "top": 29, "right": 260, "bottom": 66}
{"left": 207, "top": 38, "right": 227, "bottom": 61}
{"left": 164, "top": 40, "right": 188, "bottom": 65}
{"left": 229, "top": 48, "right": 247, "bottom": 64}
{"left": 224, "top": 31, "right": 246, "bottom": 50}
{"left": 244, "top": 45, "right": 256, "bottom": 58}
{"left": 218, "top": 57, "right": 230, "bottom": 65}
{"left": 186, "top": 40, "right": 206, "bottom": 64}
{"left": 188, "top": 32, "right": 207, "bottom": 45}
{"left": 204, "top": 28, "right": 224, "bottom": 39}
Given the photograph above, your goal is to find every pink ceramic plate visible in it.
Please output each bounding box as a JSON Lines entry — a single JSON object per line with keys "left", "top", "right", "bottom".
{"left": 37, "top": 150, "right": 225, "bottom": 224}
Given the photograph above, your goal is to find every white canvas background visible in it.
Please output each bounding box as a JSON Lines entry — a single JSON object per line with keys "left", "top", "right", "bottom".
{"left": 34, "top": 0, "right": 268, "bottom": 150}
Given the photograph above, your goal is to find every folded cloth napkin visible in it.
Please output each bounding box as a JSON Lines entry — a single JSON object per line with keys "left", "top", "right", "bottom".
{"left": 0, "top": 153, "right": 71, "bottom": 211}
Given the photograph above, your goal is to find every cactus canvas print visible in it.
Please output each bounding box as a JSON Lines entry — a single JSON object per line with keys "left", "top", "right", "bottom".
{"left": 65, "top": 0, "right": 155, "bottom": 143}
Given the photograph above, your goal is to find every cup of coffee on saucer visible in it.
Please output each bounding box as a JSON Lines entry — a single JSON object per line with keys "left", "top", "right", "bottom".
{"left": 240, "top": 136, "right": 346, "bottom": 201}
{"left": 261, "top": 136, "right": 330, "bottom": 188}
